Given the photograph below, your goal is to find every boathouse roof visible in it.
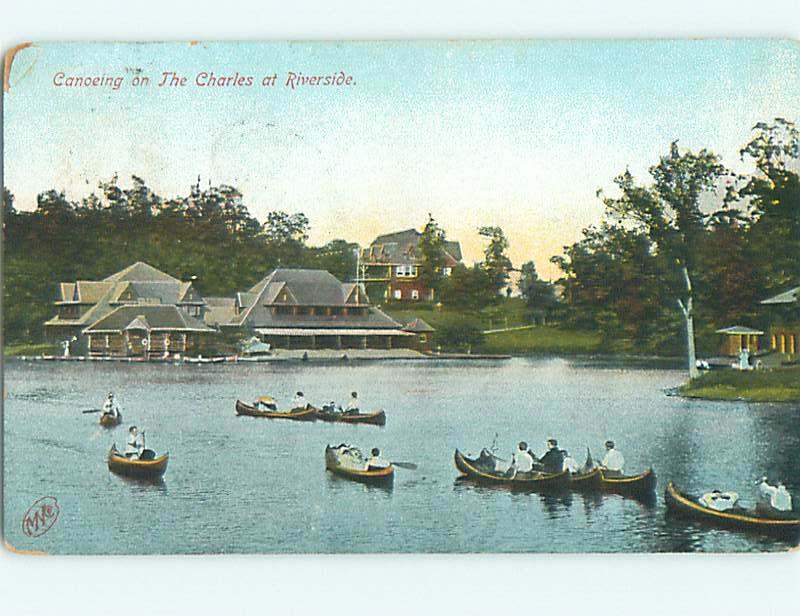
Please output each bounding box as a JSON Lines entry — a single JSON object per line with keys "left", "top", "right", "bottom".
{"left": 83, "top": 305, "right": 213, "bottom": 334}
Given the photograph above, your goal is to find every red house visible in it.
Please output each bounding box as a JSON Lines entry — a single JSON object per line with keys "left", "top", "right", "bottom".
{"left": 359, "top": 228, "right": 462, "bottom": 302}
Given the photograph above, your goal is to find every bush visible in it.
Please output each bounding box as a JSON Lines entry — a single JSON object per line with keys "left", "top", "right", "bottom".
{"left": 433, "top": 316, "right": 485, "bottom": 352}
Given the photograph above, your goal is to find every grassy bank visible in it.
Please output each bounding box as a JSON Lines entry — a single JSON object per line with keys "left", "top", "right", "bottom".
{"left": 4, "top": 342, "right": 60, "bottom": 357}
{"left": 479, "top": 325, "right": 602, "bottom": 354}
{"left": 679, "top": 366, "right": 800, "bottom": 402}
{"left": 384, "top": 300, "right": 602, "bottom": 354}
{"left": 384, "top": 297, "right": 530, "bottom": 331}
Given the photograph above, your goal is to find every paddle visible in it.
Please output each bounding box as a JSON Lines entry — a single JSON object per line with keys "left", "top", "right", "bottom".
{"left": 82, "top": 408, "right": 103, "bottom": 414}
{"left": 391, "top": 461, "right": 418, "bottom": 470}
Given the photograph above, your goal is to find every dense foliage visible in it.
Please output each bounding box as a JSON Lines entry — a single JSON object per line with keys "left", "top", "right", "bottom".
{"left": 2, "top": 176, "right": 357, "bottom": 342}
{"left": 552, "top": 119, "right": 800, "bottom": 355}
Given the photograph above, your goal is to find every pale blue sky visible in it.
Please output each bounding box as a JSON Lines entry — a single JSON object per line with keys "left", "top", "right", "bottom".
{"left": 4, "top": 40, "right": 799, "bottom": 277}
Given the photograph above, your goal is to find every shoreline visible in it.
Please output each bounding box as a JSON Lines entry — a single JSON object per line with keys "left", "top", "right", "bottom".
{"left": 5, "top": 348, "right": 514, "bottom": 363}
{"left": 677, "top": 366, "right": 800, "bottom": 403}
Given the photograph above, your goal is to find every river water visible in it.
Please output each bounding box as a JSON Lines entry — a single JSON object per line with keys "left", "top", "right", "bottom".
{"left": 3, "top": 356, "right": 798, "bottom": 553}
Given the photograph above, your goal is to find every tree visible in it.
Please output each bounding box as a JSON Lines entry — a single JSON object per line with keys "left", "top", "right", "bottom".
{"left": 2, "top": 186, "right": 15, "bottom": 217}
{"left": 125, "top": 175, "right": 161, "bottom": 220}
{"left": 261, "top": 211, "right": 310, "bottom": 244}
{"left": 36, "top": 190, "right": 75, "bottom": 218}
{"left": 98, "top": 174, "right": 129, "bottom": 217}
{"left": 260, "top": 210, "right": 310, "bottom": 266}
{"left": 551, "top": 222, "right": 678, "bottom": 350}
{"left": 308, "top": 239, "right": 359, "bottom": 281}
{"left": 601, "top": 142, "right": 728, "bottom": 379}
{"left": 439, "top": 264, "right": 496, "bottom": 310}
{"left": 433, "top": 315, "right": 485, "bottom": 352}
{"left": 478, "top": 226, "right": 513, "bottom": 294}
{"left": 417, "top": 213, "right": 447, "bottom": 300}
{"left": 739, "top": 119, "right": 800, "bottom": 291}
{"left": 518, "top": 260, "right": 557, "bottom": 323}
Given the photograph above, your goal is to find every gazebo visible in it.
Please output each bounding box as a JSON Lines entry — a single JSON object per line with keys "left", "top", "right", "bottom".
{"left": 715, "top": 325, "right": 764, "bottom": 356}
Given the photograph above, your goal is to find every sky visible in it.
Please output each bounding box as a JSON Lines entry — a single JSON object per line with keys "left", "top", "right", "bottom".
{"left": 4, "top": 40, "right": 799, "bottom": 279}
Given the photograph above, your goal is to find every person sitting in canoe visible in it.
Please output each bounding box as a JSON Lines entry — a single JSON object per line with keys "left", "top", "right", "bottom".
{"left": 366, "top": 448, "right": 390, "bottom": 471}
{"left": 102, "top": 392, "right": 120, "bottom": 419}
{"left": 321, "top": 400, "right": 341, "bottom": 416}
{"left": 538, "top": 438, "right": 565, "bottom": 474}
{"left": 599, "top": 440, "right": 625, "bottom": 476}
{"left": 510, "top": 441, "right": 535, "bottom": 477}
{"left": 125, "top": 425, "right": 145, "bottom": 460}
{"left": 758, "top": 477, "right": 793, "bottom": 513}
{"left": 254, "top": 396, "right": 278, "bottom": 411}
{"left": 699, "top": 489, "right": 740, "bottom": 511}
{"left": 475, "top": 448, "right": 503, "bottom": 473}
{"left": 331, "top": 443, "right": 366, "bottom": 469}
{"left": 291, "top": 391, "right": 309, "bottom": 411}
{"left": 562, "top": 450, "right": 581, "bottom": 474}
{"left": 343, "top": 391, "right": 360, "bottom": 416}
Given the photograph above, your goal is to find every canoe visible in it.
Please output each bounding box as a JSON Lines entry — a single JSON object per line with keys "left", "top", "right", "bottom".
{"left": 107, "top": 445, "right": 168, "bottom": 479}
{"left": 234, "top": 399, "right": 317, "bottom": 421}
{"left": 454, "top": 449, "right": 570, "bottom": 490}
{"left": 599, "top": 468, "right": 657, "bottom": 496}
{"left": 99, "top": 412, "right": 122, "bottom": 427}
{"left": 315, "top": 409, "right": 386, "bottom": 426}
{"left": 665, "top": 481, "right": 800, "bottom": 539}
{"left": 569, "top": 467, "right": 603, "bottom": 490}
{"left": 325, "top": 445, "right": 394, "bottom": 484}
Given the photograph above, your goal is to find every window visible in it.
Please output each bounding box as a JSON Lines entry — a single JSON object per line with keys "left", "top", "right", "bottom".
{"left": 419, "top": 334, "right": 427, "bottom": 343}
{"left": 442, "top": 267, "right": 452, "bottom": 276}
{"left": 411, "top": 289, "right": 419, "bottom": 300}
{"left": 393, "top": 289, "right": 402, "bottom": 300}
{"left": 395, "top": 265, "right": 418, "bottom": 278}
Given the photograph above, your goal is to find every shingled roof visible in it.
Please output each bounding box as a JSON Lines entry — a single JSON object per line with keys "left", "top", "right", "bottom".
{"left": 46, "top": 262, "right": 205, "bottom": 329}
{"left": 204, "top": 297, "right": 236, "bottom": 328}
{"left": 362, "top": 228, "right": 462, "bottom": 266}
{"left": 103, "top": 261, "right": 180, "bottom": 283}
{"left": 227, "top": 268, "right": 403, "bottom": 330}
{"left": 246, "top": 269, "right": 365, "bottom": 305}
{"left": 403, "top": 317, "right": 435, "bottom": 333}
{"left": 83, "top": 305, "right": 213, "bottom": 334}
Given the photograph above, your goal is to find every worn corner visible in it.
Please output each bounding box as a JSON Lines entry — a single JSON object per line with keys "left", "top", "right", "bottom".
{"left": 3, "top": 42, "right": 34, "bottom": 93}
{"left": 2, "top": 538, "right": 49, "bottom": 556}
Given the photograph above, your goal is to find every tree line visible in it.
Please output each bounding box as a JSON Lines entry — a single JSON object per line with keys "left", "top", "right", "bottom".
{"left": 1, "top": 176, "right": 358, "bottom": 342}
{"left": 550, "top": 118, "right": 800, "bottom": 362}
{"left": 2, "top": 174, "right": 529, "bottom": 345}
{"left": 6, "top": 118, "right": 794, "bottom": 365}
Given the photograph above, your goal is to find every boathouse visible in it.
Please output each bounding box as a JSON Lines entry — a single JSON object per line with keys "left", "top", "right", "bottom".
{"left": 221, "top": 268, "right": 415, "bottom": 349}
{"left": 82, "top": 305, "right": 214, "bottom": 357}
{"left": 44, "top": 262, "right": 209, "bottom": 355}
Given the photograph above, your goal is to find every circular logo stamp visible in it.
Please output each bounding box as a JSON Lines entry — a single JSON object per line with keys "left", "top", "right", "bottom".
{"left": 21, "top": 496, "right": 60, "bottom": 538}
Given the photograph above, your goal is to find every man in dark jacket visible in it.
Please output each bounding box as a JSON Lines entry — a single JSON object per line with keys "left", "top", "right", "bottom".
{"left": 538, "top": 438, "right": 565, "bottom": 473}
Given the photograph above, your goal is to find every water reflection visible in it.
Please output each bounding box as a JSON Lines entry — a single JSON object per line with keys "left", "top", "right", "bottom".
{"left": 539, "top": 492, "right": 573, "bottom": 518}
{"left": 324, "top": 473, "right": 394, "bottom": 495}
{"left": 110, "top": 473, "right": 168, "bottom": 494}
